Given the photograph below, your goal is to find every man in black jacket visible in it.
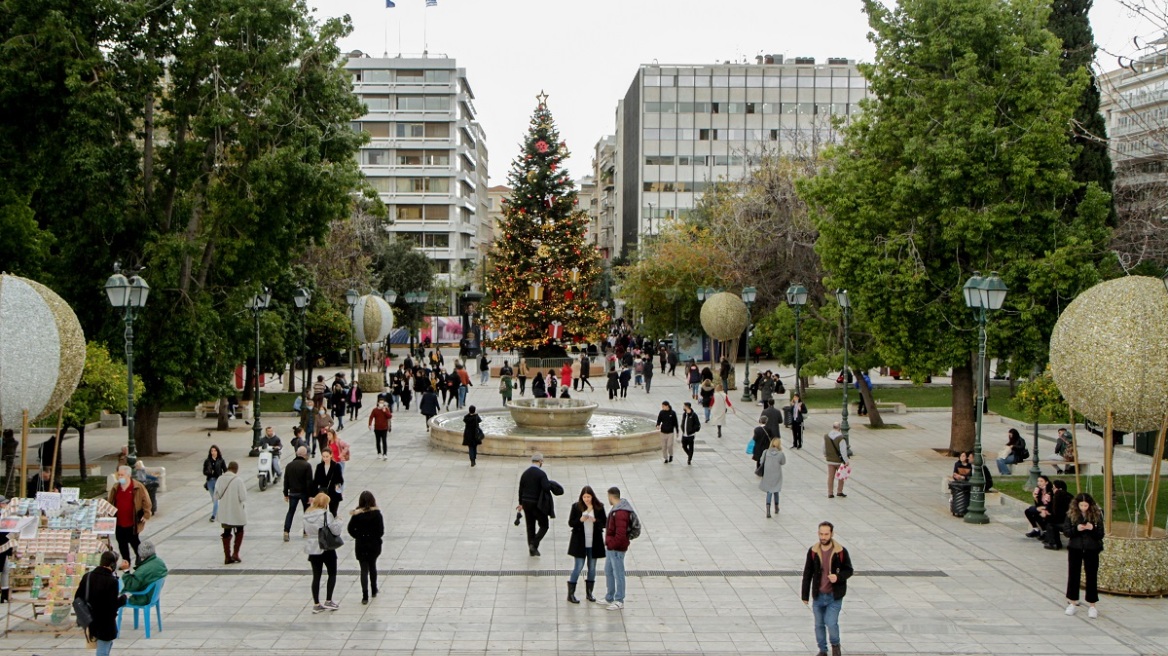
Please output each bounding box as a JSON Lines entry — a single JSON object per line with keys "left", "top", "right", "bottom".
{"left": 517, "top": 453, "right": 552, "bottom": 556}
{"left": 282, "top": 446, "right": 314, "bottom": 542}
{"left": 74, "top": 551, "right": 127, "bottom": 652}
{"left": 760, "top": 400, "right": 782, "bottom": 442}
{"left": 800, "top": 521, "right": 854, "bottom": 656}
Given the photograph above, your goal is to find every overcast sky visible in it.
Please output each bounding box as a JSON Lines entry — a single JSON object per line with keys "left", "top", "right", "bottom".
{"left": 311, "top": 0, "right": 1151, "bottom": 184}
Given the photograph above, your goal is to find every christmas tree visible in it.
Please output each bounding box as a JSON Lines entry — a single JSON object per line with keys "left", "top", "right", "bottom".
{"left": 485, "top": 92, "right": 608, "bottom": 353}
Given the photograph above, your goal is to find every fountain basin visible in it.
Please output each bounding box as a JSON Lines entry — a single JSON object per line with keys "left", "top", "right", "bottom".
{"left": 430, "top": 406, "right": 662, "bottom": 457}
{"left": 508, "top": 397, "right": 598, "bottom": 429}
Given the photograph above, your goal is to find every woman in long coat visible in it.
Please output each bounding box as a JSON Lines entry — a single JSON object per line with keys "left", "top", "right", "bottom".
{"left": 314, "top": 450, "right": 345, "bottom": 516}
{"left": 565, "top": 485, "right": 606, "bottom": 604}
{"left": 462, "top": 405, "right": 482, "bottom": 467}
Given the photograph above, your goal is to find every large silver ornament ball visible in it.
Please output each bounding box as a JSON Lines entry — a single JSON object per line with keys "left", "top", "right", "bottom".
{"left": 700, "top": 292, "right": 749, "bottom": 341}
{"left": 1050, "top": 276, "right": 1168, "bottom": 433}
{"left": 0, "top": 275, "right": 87, "bottom": 427}
{"left": 353, "top": 294, "right": 395, "bottom": 345}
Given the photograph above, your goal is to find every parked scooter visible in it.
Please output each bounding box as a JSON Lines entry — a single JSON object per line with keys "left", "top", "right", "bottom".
{"left": 257, "top": 443, "right": 281, "bottom": 491}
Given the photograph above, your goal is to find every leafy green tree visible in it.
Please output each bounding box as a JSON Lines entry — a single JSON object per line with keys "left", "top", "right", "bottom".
{"left": 800, "top": 0, "right": 1111, "bottom": 454}
{"left": 61, "top": 343, "right": 140, "bottom": 480}
{"left": 372, "top": 237, "right": 436, "bottom": 345}
{"left": 0, "top": 1, "right": 368, "bottom": 455}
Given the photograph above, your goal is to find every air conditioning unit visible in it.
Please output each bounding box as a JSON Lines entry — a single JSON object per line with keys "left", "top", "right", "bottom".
{"left": 793, "top": 56, "right": 816, "bottom": 65}
{"left": 827, "top": 57, "right": 850, "bottom": 66}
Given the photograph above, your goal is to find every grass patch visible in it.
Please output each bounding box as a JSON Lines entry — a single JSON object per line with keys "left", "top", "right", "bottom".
{"left": 994, "top": 475, "right": 1168, "bottom": 528}
{"left": 160, "top": 392, "right": 302, "bottom": 413}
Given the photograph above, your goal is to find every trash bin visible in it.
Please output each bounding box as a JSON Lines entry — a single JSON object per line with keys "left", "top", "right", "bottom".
{"left": 1134, "top": 430, "right": 1160, "bottom": 457}
{"left": 949, "top": 480, "right": 971, "bottom": 518}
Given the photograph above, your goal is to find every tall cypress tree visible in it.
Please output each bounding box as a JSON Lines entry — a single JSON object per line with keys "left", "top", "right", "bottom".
{"left": 1048, "top": 0, "right": 1116, "bottom": 225}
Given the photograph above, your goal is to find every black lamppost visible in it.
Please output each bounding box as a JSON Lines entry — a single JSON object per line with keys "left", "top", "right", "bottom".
{"left": 963, "top": 271, "right": 1008, "bottom": 525}
{"left": 293, "top": 287, "right": 311, "bottom": 399}
{"left": 740, "top": 286, "right": 757, "bottom": 403}
{"left": 248, "top": 288, "right": 272, "bottom": 456}
{"left": 346, "top": 288, "right": 359, "bottom": 385}
{"left": 787, "top": 283, "right": 809, "bottom": 398}
{"left": 104, "top": 268, "right": 150, "bottom": 465}
{"left": 696, "top": 286, "right": 717, "bottom": 362}
{"left": 383, "top": 289, "right": 398, "bottom": 366}
{"left": 835, "top": 289, "right": 851, "bottom": 449}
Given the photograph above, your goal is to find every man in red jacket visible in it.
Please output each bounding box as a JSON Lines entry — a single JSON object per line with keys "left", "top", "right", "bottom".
{"left": 800, "top": 521, "right": 854, "bottom": 656}
{"left": 603, "top": 487, "right": 636, "bottom": 611}
{"left": 367, "top": 399, "right": 393, "bottom": 461}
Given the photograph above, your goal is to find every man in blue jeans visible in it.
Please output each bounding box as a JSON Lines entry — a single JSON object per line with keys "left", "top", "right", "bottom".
{"left": 603, "top": 487, "right": 636, "bottom": 611}
{"left": 800, "top": 521, "right": 854, "bottom": 656}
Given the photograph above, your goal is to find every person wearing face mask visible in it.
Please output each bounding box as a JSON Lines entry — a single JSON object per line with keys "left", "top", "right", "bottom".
{"left": 106, "top": 465, "right": 153, "bottom": 569}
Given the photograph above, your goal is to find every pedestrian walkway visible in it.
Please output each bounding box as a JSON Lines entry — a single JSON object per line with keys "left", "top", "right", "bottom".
{"left": 4, "top": 354, "right": 1165, "bottom": 655}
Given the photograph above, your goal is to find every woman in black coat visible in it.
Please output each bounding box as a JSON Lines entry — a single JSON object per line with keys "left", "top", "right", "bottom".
{"left": 74, "top": 551, "right": 127, "bottom": 648}
{"left": 314, "top": 450, "right": 345, "bottom": 516}
{"left": 462, "top": 405, "right": 483, "bottom": 467}
{"left": 532, "top": 372, "right": 547, "bottom": 399}
{"left": 347, "top": 491, "right": 386, "bottom": 605}
{"left": 752, "top": 417, "right": 770, "bottom": 465}
{"left": 203, "top": 444, "right": 227, "bottom": 522}
{"left": 1063, "top": 492, "right": 1105, "bottom": 617}
{"left": 566, "top": 485, "right": 606, "bottom": 603}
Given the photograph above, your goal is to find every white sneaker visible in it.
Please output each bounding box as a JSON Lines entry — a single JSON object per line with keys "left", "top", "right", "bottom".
{"left": 1088, "top": 606, "right": 1098, "bottom": 619}
{"left": 606, "top": 601, "right": 623, "bottom": 611}
{"left": 1065, "top": 604, "right": 1077, "bottom": 616}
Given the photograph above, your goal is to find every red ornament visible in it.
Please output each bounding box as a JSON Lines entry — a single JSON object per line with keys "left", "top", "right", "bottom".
{"left": 536, "top": 140, "right": 550, "bottom": 153}
{"left": 564, "top": 290, "right": 575, "bottom": 301}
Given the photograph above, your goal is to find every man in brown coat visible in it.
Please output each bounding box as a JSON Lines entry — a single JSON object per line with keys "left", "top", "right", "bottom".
{"left": 107, "top": 465, "right": 152, "bottom": 568}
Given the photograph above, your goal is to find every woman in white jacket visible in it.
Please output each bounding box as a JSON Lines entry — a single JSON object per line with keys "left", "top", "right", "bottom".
{"left": 710, "top": 384, "right": 736, "bottom": 438}
{"left": 304, "top": 492, "right": 344, "bottom": 613}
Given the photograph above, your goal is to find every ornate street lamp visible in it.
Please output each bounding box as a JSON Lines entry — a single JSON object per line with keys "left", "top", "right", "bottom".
{"left": 248, "top": 288, "right": 272, "bottom": 456}
{"left": 835, "top": 289, "right": 852, "bottom": 450}
{"left": 964, "top": 271, "right": 1008, "bottom": 525}
{"left": 293, "top": 287, "right": 311, "bottom": 399}
{"left": 345, "top": 288, "right": 359, "bottom": 385}
{"left": 740, "top": 286, "right": 757, "bottom": 402}
{"left": 104, "top": 268, "right": 150, "bottom": 465}
{"left": 786, "top": 283, "right": 809, "bottom": 397}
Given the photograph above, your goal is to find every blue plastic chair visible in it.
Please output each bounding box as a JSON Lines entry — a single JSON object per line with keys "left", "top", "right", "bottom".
{"left": 117, "top": 577, "right": 165, "bottom": 638}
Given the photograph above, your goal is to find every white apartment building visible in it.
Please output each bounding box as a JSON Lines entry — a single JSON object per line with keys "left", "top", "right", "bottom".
{"left": 615, "top": 55, "right": 869, "bottom": 254}
{"left": 592, "top": 135, "right": 619, "bottom": 260}
{"left": 344, "top": 52, "right": 490, "bottom": 305}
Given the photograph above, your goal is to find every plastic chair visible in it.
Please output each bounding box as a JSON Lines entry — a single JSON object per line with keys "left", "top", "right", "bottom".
{"left": 117, "top": 577, "right": 165, "bottom": 638}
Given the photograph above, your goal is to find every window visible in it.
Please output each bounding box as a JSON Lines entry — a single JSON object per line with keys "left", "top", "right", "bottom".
{"left": 364, "top": 95, "right": 391, "bottom": 111}
{"left": 395, "top": 177, "right": 450, "bottom": 193}
{"left": 425, "top": 70, "right": 452, "bottom": 84}
{"left": 699, "top": 129, "right": 717, "bottom": 141}
{"left": 745, "top": 102, "right": 756, "bottom": 114}
{"left": 365, "top": 70, "right": 391, "bottom": 84}
{"left": 433, "top": 259, "right": 452, "bottom": 274}
{"left": 396, "top": 123, "right": 424, "bottom": 138}
{"left": 397, "top": 205, "right": 423, "bottom": 220}
{"left": 398, "top": 150, "right": 423, "bottom": 166}
{"left": 363, "top": 149, "right": 392, "bottom": 165}
{"left": 424, "top": 123, "right": 450, "bottom": 138}
{"left": 426, "top": 150, "right": 451, "bottom": 166}
{"left": 424, "top": 96, "right": 450, "bottom": 111}
{"left": 396, "top": 70, "right": 423, "bottom": 82}
{"left": 367, "top": 177, "right": 394, "bottom": 192}
{"left": 362, "top": 122, "right": 391, "bottom": 138}
{"left": 397, "top": 96, "right": 425, "bottom": 111}
{"left": 426, "top": 205, "right": 450, "bottom": 221}
{"left": 645, "top": 155, "right": 675, "bottom": 165}
{"left": 461, "top": 234, "right": 472, "bottom": 249}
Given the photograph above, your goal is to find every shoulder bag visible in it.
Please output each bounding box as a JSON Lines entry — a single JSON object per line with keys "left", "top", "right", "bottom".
{"left": 73, "top": 571, "right": 94, "bottom": 629}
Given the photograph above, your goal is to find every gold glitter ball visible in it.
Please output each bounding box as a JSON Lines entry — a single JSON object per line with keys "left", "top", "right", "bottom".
{"left": 1050, "top": 276, "right": 1168, "bottom": 433}
{"left": 700, "top": 292, "right": 749, "bottom": 341}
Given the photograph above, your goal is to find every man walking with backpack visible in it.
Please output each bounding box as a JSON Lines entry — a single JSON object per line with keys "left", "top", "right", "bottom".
{"left": 603, "top": 486, "right": 639, "bottom": 611}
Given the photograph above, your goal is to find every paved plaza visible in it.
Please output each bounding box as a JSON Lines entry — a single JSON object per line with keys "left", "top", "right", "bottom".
{"left": 4, "top": 356, "right": 1166, "bottom": 656}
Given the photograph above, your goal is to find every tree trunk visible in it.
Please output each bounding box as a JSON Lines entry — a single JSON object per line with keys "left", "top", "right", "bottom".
{"left": 241, "top": 357, "right": 255, "bottom": 402}
{"left": 285, "top": 362, "right": 296, "bottom": 392}
{"left": 853, "top": 368, "right": 884, "bottom": 428}
{"left": 949, "top": 359, "right": 976, "bottom": 456}
{"left": 217, "top": 397, "right": 230, "bottom": 431}
{"left": 76, "top": 425, "right": 87, "bottom": 482}
{"left": 135, "top": 403, "right": 161, "bottom": 457}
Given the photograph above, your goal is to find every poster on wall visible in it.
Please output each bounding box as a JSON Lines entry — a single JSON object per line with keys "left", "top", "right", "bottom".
{"left": 418, "top": 317, "right": 464, "bottom": 345}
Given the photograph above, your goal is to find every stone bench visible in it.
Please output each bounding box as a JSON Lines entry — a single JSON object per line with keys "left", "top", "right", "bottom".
{"left": 874, "top": 402, "right": 906, "bottom": 414}
{"left": 1039, "top": 459, "right": 1095, "bottom": 476}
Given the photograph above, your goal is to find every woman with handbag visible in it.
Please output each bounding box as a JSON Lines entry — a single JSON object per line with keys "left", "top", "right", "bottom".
{"left": 202, "top": 445, "right": 226, "bottom": 522}
{"left": 313, "top": 449, "right": 344, "bottom": 517}
{"left": 347, "top": 491, "right": 385, "bottom": 605}
{"left": 758, "top": 438, "right": 787, "bottom": 517}
{"left": 462, "top": 405, "right": 483, "bottom": 467}
{"left": 304, "top": 492, "right": 344, "bottom": 613}
{"left": 566, "top": 485, "right": 606, "bottom": 604}
{"left": 73, "top": 551, "right": 127, "bottom": 656}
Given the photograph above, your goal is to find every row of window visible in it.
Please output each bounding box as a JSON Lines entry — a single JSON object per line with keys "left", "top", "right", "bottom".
{"left": 353, "top": 69, "right": 453, "bottom": 84}
{"left": 368, "top": 177, "right": 451, "bottom": 194}
{"left": 352, "top": 122, "right": 452, "bottom": 139}
{"left": 644, "top": 101, "right": 855, "bottom": 115}
{"left": 398, "top": 232, "right": 473, "bottom": 249}
{"left": 645, "top": 155, "right": 747, "bottom": 166}
{"left": 644, "top": 72, "right": 866, "bottom": 89}
{"left": 396, "top": 205, "right": 450, "bottom": 221}
{"left": 363, "top": 95, "right": 452, "bottom": 112}
{"left": 362, "top": 149, "right": 451, "bottom": 166}
{"left": 644, "top": 125, "right": 843, "bottom": 142}
{"left": 643, "top": 182, "right": 718, "bottom": 193}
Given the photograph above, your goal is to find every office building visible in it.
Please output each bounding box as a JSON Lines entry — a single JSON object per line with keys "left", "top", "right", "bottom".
{"left": 591, "top": 135, "right": 619, "bottom": 259}
{"left": 345, "top": 52, "right": 490, "bottom": 309}
{"left": 615, "top": 55, "right": 869, "bottom": 254}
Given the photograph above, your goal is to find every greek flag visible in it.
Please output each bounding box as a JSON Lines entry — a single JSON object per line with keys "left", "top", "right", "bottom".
{"left": 385, "top": 0, "right": 395, "bottom": 6}
{"left": 426, "top": 0, "right": 437, "bottom": 6}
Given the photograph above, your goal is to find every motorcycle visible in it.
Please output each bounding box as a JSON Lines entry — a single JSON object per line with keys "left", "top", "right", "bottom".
{"left": 257, "top": 443, "right": 281, "bottom": 491}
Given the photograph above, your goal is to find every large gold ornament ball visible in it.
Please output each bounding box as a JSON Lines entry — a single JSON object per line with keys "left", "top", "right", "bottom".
{"left": 0, "top": 275, "right": 87, "bottom": 427}
{"left": 700, "top": 292, "right": 749, "bottom": 341}
{"left": 526, "top": 170, "right": 538, "bottom": 183}
{"left": 1050, "top": 276, "right": 1168, "bottom": 433}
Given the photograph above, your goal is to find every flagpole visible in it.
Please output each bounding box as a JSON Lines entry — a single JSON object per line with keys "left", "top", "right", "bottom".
{"left": 423, "top": 3, "right": 428, "bottom": 56}
{"left": 383, "top": 10, "right": 388, "bottom": 57}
